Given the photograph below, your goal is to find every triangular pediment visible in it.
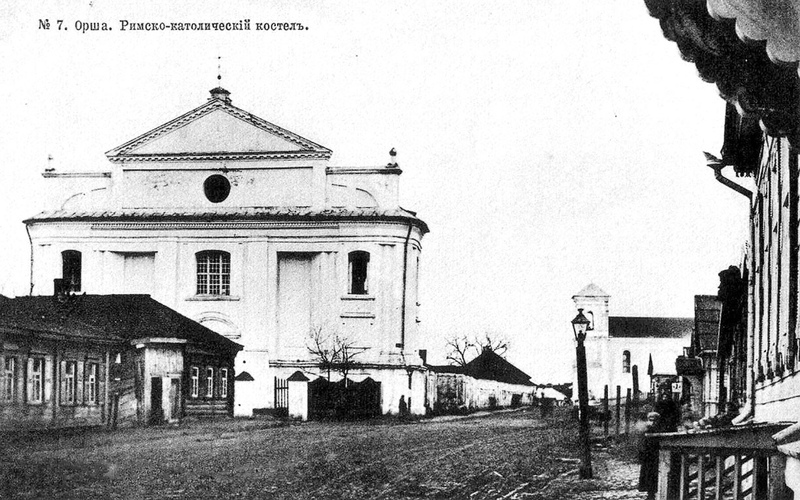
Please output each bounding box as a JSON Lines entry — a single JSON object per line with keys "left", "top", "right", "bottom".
{"left": 574, "top": 283, "right": 609, "bottom": 298}
{"left": 129, "top": 109, "right": 308, "bottom": 155}
{"left": 106, "top": 93, "right": 330, "bottom": 161}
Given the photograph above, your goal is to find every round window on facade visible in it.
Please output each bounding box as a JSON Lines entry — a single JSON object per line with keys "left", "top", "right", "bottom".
{"left": 204, "top": 175, "right": 231, "bottom": 203}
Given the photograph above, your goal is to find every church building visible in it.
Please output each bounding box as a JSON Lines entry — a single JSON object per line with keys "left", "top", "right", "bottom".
{"left": 572, "top": 284, "right": 692, "bottom": 402}
{"left": 24, "top": 87, "right": 429, "bottom": 416}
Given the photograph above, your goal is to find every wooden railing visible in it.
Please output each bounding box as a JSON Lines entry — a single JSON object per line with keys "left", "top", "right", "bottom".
{"left": 654, "top": 423, "right": 791, "bottom": 500}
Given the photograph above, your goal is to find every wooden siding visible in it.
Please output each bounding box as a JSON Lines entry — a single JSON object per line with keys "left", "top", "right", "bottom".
{"left": 0, "top": 335, "right": 111, "bottom": 431}
{"left": 753, "top": 138, "right": 800, "bottom": 420}
{"left": 183, "top": 350, "right": 235, "bottom": 418}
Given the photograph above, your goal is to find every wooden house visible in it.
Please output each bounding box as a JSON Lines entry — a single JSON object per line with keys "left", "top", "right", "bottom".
{"left": 0, "top": 291, "right": 241, "bottom": 429}
{"left": 645, "top": 1, "right": 800, "bottom": 497}
{"left": 0, "top": 295, "right": 118, "bottom": 430}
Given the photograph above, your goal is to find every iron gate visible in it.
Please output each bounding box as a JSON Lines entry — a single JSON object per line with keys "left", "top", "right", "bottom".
{"left": 274, "top": 377, "right": 288, "bottom": 417}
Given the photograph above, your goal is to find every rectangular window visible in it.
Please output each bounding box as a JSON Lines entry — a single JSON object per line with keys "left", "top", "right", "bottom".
{"left": 220, "top": 368, "right": 228, "bottom": 398}
{"left": 85, "top": 363, "right": 98, "bottom": 405}
{"left": 63, "top": 361, "right": 77, "bottom": 405}
{"left": 196, "top": 251, "right": 231, "bottom": 296}
{"left": 206, "top": 367, "right": 214, "bottom": 398}
{"left": 348, "top": 251, "right": 370, "bottom": 295}
{"left": 3, "top": 357, "right": 15, "bottom": 402}
{"left": 191, "top": 367, "right": 199, "bottom": 398}
{"left": 62, "top": 250, "right": 82, "bottom": 292}
{"left": 29, "top": 357, "right": 44, "bottom": 404}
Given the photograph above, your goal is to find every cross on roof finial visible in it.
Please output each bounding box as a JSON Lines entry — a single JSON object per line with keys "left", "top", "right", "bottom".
{"left": 217, "top": 55, "right": 222, "bottom": 83}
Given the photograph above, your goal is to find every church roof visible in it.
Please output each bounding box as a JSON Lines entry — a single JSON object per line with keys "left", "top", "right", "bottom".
{"left": 105, "top": 88, "right": 332, "bottom": 162}
{"left": 3, "top": 295, "right": 242, "bottom": 353}
{"left": 24, "top": 207, "right": 429, "bottom": 234}
{"left": 608, "top": 316, "right": 693, "bottom": 339}
{"left": 573, "top": 283, "right": 609, "bottom": 298}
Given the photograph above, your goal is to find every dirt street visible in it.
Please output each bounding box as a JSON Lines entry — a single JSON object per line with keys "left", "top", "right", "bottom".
{"left": 1, "top": 408, "right": 645, "bottom": 499}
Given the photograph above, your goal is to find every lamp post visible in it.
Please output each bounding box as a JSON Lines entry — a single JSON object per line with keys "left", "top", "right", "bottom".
{"left": 571, "top": 308, "right": 593, "bottom": 479}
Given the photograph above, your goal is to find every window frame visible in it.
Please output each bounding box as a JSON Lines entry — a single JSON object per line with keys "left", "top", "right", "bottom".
{"left": 62, "top": 250, "right": 82, "bottom": 292}
{"left": 85, "top": 362, "right": 98, "bottom": 405}
{"left": 191, "top": 366, "right": 199, "bottom": 398}
{"left": 348, "top": 251, "right": 370, "bottom": 295}
{"left": 196, "top": 251, "right": 231, "bottom": 296}
{"left": 205, "top": 367, "right": 214, "bottom": 398}
{"left": 220, "top": 368, "right": 228, "bottom": 398}
{"left": 3, "top": 356, "right": 15, "bottom": 403}
{"left": 62, "top": 360, "right": 77, "bottom": 405}
{"left": 29, "top": 357, "right": 45, "bottom": 404}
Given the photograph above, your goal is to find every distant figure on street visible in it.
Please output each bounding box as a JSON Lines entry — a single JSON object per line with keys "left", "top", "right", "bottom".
{"left": 540, "top": 394, "right": 553, "bottom": 418}
{"left": 653, "top": 385, "right": 680, "bottom": 432}
{"left": 638, "top": 411, "right": 661, "bottom": 500}
{"left": 398, "top": 395, "right": 408, "bottom": 416}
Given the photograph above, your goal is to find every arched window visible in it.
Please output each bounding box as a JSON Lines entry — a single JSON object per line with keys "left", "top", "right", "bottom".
{"left": 622, "top": 350, "right": 631, "bottom": 373}
{"left": 196, "top": 251, "right": 231, "bottom": 296}
{"left": 62, "top": 250, "right": 82, "bottom": 292}
{"left": 348, "top": 251, "right": 370, "bottom": 295}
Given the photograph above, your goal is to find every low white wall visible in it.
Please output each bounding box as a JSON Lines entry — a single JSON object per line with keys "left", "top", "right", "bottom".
{"left": 272, "top": 364, "right": 429, "bottom": 416}
{"left": 432, "top": 372, "right": 537, "bottom": 412}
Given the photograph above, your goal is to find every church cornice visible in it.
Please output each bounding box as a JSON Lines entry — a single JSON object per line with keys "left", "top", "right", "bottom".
{"left": 109, "top": 151, "right": 331, "bottom": 163}
{"left": 24, "top": 207, "right": 429, "bottom": 234}
{"left": 326, "top": 167, "right": 402, "bottom": 175}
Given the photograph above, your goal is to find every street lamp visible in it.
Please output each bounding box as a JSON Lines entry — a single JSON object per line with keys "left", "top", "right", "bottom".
{"left": 571, "top": 308, "right": 594, "bottom": 479}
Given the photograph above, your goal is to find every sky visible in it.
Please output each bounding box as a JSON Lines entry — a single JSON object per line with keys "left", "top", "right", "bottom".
{"left": 0, "top": 1, "right": 752, "bottom": 383}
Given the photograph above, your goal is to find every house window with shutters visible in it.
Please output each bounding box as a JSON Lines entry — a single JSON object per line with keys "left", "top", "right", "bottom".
{"left": 62, "top": 361, "right": 77, "bottom": 405}
{"left": 220, "top": 368, "right": 228, "bottom": 398}
{"left": 191, "top": 367, "right": 199, "bottom": 398}
{"left": 206, "top": 367, "right": 214, "bottom": 397}
{"left": 28, "top": 357, "right": 45, "bottom": 404}
{"left": 85, "top": 363, "right": 98, "bottom": 405}
{"left": 3, "top": 357, "right": 15, "bottom": 402}
{"left": 196, "top": 251, "right": 230, "bottom": 296}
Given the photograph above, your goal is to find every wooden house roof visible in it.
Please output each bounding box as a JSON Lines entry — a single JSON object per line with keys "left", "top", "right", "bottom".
{"left": 3, "top": 295, "right": 242, "bottom": 353}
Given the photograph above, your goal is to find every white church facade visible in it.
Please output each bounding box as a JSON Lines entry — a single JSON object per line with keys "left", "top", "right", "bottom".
{"left": 572, "top": 284, "right": 692, "bottom": 402}
{"left": 24, "top": 87, "right": 429, "bottom": 417}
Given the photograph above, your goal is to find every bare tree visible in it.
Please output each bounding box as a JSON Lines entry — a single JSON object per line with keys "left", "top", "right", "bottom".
{"left": 475, "top": 332, "right": 510, "bottom": 357}
{"left": 307, "top": 327, "right": 362, "bottom": 383}
{"left": 445, "top": 332, "right": 510, "bottom": 366}
{"left": 445, "top": 334, "right": 475, "bottom": 366}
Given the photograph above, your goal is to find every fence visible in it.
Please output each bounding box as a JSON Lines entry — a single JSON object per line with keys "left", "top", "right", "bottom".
{"left": 590, "top": 384, "right": 649, "bottom": 439}
{"left": 274, "top": 377, "right": 289, "bottom": 418}
{"left": 307, "top": 377, "right": 381, "bottom": 420}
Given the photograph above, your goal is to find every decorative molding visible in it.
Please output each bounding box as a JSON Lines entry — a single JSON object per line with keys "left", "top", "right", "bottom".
{"left": 92, "top": 221, "right": 339, "bottom": 231}
{"left": 185, "top": 295, "right": 241, "bottom": 302}
{"left": 110, "top": 151, "right": 330, "bottom": 163}
{"left": 326, "top": 167, "right": 402, "bottom": 175}
{"left": 341, "top": 295, "right": 376, "bottom": 302}
{"left": 340, "top": 312, "right": 376, "bottom": 319}
{"left": 42, "top": 172, "right": 111, "bottom": 178}
{"left": 107, "top": 99, "right": 331, "bottom": 158}
{"left": 29, "top": 210, "right": 428, "bottom": 235}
